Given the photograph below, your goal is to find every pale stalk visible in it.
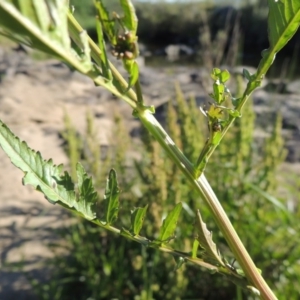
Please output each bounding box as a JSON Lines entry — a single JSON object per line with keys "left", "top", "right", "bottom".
{"left": 68, "top": 11, "right": 277, "bottom": 300}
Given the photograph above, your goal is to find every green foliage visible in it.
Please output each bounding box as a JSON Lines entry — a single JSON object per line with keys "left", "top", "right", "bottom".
{"left": 156, "top": 203, "right": 182, "bottom": 244}
{"left": 257, "top": 0, "right": 300, "bottom": 76}
{"left": 0, "top": 120, "right": 100, "bottom": 220}
{"left": 130, "top": 205, "right": 148, "bottom": 236}
{"left": 195, "top": 210, "right": 225, "bottom": 267}
{"left": 103, "top": 169, "right": 120, "bottom": 224}
{"left": 32, "top": 83, "right": 299, "bottom": 299}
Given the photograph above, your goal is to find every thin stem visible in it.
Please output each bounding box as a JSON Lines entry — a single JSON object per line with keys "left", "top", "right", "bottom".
{"left": 135, "top": 79, "right": 144, "bottom": 103}
{"left": 138, "top": 109, "right": 277, "bottom": 300}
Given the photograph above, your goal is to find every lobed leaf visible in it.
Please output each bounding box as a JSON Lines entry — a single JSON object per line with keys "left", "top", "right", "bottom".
{"left": 195, "top": 210, "right": 225, "bottom": 266}
{"left": 103, "top": 169, "right": 120, "bottom": 224}
{"left": 76, "top": 163, "right": 98, "bottom": 220}
{"left": 156, "top": 203, "right": 182, "bottom": 244}
{"left": 0, "top": 120, "right": 98, "bottom": 220}
{"left": 130, "top": 205, "right": 148, "bottom": 235}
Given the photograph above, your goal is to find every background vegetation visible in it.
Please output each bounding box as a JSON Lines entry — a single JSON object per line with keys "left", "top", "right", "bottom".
{"left": 30, "top": 79, "right": 300, "bottom": 299}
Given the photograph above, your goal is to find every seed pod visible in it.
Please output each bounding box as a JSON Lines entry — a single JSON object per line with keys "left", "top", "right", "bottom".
{"left": 212, "top": 122, "right": 222, "bottom": 132}
{"left": 124, "top": 51, "right": 134, "bottom": 60}
{"left": 111, "top": 50, "right": 118, "bottom": 57}
{"left": 125, "top": 31, "right": 133, "bottom": 41}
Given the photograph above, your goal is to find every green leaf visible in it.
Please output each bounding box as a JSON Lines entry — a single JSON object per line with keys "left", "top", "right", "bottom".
{"left": 156, "top": 203, "right": 182, "bottom": 243}
{"left": 95, "top": 0, "right": 117, "bottom": 45}
{"left": 173, "top": 256, "right": 185, "bottom": 271}
{"left": 212, "top": 81, "right": 225, "bottom": 104}
{"left": 220, "top": 70, "right": 230, "bottom": 83}
{"left": 95, "top": 15, "right": 113, "bottom": 80}
{"left": 103, "top": 169, "right": 120, "bottom": 224}
{"left": 243, "top": 68, "right": 251, "bottom": 80}
{"left": 192, "top": 239, "right": 200, "bottom": 258}
{"left": 130, "top": 205, "right": 148, "bottom": 235}
{"left": 207, "top": 105, "right": 223, "bottom": 120}
{"left": 267, "top": 0, "right": 300, "bottom": 53}
{"left": 119, "top": 0, "right": 138, "bottom": 35}
{"left": 257, "top": 0, "right": 300, "bottom": 73}
{"left": 195, "top": 210, "right": 225, "bottom": 266}
{"left": 126, "top": 60, "right": 139, "bottom": 89}
{"left": 76, "top": 163, "right": 98, "bottom": 220}
{"left": 228, "top": 109, "right": 241, "bottom": 118}
{"left": 210, "top": 68, "right": 221, "bottom": 81}
{"left": 0, "top": 120, "right": 97, "bottom": 220}
{"left": 247, "top": 184, "right": 289, "bottom": 213}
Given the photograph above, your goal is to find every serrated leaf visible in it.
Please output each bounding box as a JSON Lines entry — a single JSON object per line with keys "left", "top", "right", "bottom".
{"left": 0, "top": 120, "right": 97, "bottom": 220}
{"left": 120, "top": 0, "right": 138, "bottom": 34}
{"left": 76, "top": 163, "right": 98, "bottom": 220}
{"left": 258, "top": 0, "right": 300, "bottom": 73}
{"left": 130, "top": 205, "right": 148, "bottom": 235}
{"left": 95, "top": 0, "right": 117, "bottom": 45}
{"left": 157, "top": 203, "right": 182, "bottom": 243}
{"left": 103, "top": 169, "right": 120, "bottom": 224}
{"left": 195, "top": 210, "right": 225, "bottom": 266}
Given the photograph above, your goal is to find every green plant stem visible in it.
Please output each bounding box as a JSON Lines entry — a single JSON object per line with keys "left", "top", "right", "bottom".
{"left": 89, "top": 220, "right": 218, "bottom": 272}
{"left": 138, "top": 109, "right": 277, "bottom": 300}
{"left": 196, "top": 64, "right": 273, "bottom": 172}
{"left": 67, "top": 12, "right": 138, "bottom": 104}
{"left": 195, "top": 47, "right": 278, "bottom": 176}
{"left": 135, "top": 79, "right": 144, "bottom": 103}
{"left": 67, "top": 11, "right": 277, "bottom": 300}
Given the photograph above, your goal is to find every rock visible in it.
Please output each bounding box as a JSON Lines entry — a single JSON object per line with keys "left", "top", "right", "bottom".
{"left": 287, "top": 79, "right": 300, "bottom": 94}
{"left": 165, "top": 44, "right": 195, "bottom": 61}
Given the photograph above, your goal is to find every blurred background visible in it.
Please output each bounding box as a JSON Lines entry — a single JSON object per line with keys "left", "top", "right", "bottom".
{"left": 0, "top": 0, "right": 299, "bottom": 299}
